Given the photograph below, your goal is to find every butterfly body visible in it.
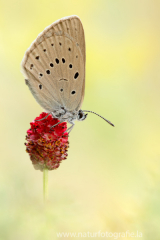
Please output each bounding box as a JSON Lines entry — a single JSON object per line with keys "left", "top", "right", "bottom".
{"left": 50, "top": 107, "right": 87, "bottom": 124}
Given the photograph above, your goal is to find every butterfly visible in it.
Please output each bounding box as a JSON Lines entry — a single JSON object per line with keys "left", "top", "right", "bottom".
{"left": 21, "top": 15, "right": 114, "bottom": 133}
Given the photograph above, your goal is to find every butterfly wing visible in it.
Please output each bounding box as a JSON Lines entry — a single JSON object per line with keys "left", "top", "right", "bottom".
{"left": 21, "top": 15, "right": 86, "bottom": 112}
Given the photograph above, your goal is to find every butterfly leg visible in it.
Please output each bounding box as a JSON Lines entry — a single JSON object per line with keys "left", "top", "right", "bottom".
{"left": 35, "top": 112, "right": 51, "bottom": 121}
{"left": 64, "top": 123, "right": 75, "bottom": 134}
{"left": 50, "top": 120, "right": 64, "bottom": 129}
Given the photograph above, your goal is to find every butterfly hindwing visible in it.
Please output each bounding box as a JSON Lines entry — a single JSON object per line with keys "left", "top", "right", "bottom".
{"left": 21, "top": 16, "right": 86, "bottom": 112}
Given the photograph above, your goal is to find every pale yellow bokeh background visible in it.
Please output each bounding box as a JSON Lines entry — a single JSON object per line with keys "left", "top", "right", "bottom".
{"left": 0, "top": 0, "right": 160, "bottom": 239}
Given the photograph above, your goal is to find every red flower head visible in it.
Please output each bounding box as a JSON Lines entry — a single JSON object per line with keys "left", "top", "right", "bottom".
{"left": 25, "top": 112, "right": 69, "bottom": 171}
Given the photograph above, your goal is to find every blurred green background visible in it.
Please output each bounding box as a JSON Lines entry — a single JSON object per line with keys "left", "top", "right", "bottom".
{"left": 0, "top": 0, "right": 160, "bottom": 239}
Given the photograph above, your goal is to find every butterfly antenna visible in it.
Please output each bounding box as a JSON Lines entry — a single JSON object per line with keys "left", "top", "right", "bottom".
{"left": 35, "top": 113, "right": 51, "bottom": 121}
{"left": 83, "top": 110, "right": 115, "bottom": 127}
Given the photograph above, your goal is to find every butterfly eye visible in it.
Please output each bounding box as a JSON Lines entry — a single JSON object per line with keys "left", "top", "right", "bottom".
{"left": 60, "top": 89, "right": 63, "bottom": 92}
{"left": 77, "top": 110, "right": 88, "bottom": 121}
{"left": 68, "top": 48, "right": 71, "bottom": 51}
{"left": 78, "top": 111, "right": 83, "bottom": 119}
{"left": 71, "top": 90, "right": 76, "bottom": 95}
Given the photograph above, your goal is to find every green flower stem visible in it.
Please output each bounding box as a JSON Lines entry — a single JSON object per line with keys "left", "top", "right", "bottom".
{"left": 43, "top": 167, "right": 48, "bottom": 202}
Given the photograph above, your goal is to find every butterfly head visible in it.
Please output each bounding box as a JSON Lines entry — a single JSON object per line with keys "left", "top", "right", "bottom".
{"left": 77, "top": 110, "right": 88, "bottom": 121}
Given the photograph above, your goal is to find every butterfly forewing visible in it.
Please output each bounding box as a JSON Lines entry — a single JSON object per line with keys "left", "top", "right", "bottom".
{"left": 21, "top": 16, "right": 85, "bottom": 112}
